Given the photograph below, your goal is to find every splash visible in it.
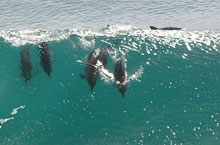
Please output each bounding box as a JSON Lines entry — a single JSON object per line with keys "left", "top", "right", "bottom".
{"left": 0, "top": 105, "right": 25, "bottom": 129}
{"left": 11, "top": 105, "right": 26, "bottom": 115}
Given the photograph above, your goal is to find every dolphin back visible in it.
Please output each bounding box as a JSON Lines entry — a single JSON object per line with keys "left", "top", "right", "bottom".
{"left": 20, "top": 47, "right": 32, "bottom": 83}
{"left": 85, "top": 51, "right": 99, "bottom": 91}
{"left": 97, "top": 48, "right": 108, "bottom": 68}
{"left": 114, "top": 59, "right": 126, "bottom": 83}
{"left": 114, "top": 59, "right": 127, "bottom": 97}
{"left": 150, "top": 25, "right": 182, "bottom": 30}
{"left": 38, "top": 42, "right": 52, "bottom": 76}
{"left": 150, "top": 26, "right": 158, "bottom": 30}
{"left": 160, "top": 27, "right": 182, "bottom": 30}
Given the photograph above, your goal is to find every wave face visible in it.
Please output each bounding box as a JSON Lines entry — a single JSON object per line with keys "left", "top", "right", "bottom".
{"left": 0, "top": 26, "right": 220, "bottom": 145}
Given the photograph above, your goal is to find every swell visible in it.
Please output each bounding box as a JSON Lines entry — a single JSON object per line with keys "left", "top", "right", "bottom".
{"left": 0, "top": 27, "right": 219, "bottom": 94}
{"left": 0, "top": 27, "right": 220, "bottom": 94}
{"left": 0, "top": 27, "right": 220, "bottom": 145}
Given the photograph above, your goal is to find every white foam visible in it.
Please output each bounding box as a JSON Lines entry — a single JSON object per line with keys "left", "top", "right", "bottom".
{"left": 97, "top": 61, "right": 115, "bottom": 84}
{"left": 0, "top": 105, "right": 26, "bottom": 129}
{"left": 97, "top": 59, "right": 144, "bottom": 86}
{"left": 186, "top": 42, "right": 192, "bottom": 51}
{"left": 129, "top": 66, "right": 144, "bottom": 83}
{"left": 0, "top": 26, "right": 219, "bottom": 54}
{"left": 0, "top": 117, "right": 14, "bottom": 124}
{"left": 0, "top": 117, "right": 14, "bottom": 128}
{"left": 11, "top": 105, "right": 26, "bottom": 115}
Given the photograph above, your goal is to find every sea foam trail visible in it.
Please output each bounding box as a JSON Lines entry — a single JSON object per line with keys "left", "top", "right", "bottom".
{"left": 0, "top": 105, "right": 25, "bottom": 129}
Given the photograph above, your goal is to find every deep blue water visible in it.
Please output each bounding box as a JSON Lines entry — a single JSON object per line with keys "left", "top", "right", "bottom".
{"left": 0, "top": 1, "right": 220, "bottom": 145}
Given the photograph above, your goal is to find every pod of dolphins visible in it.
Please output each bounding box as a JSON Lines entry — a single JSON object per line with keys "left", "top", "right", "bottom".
{"left": 20, "top": 26, "right": 181, "bottom": 97}
{"left": 20, "top": 42, "right": 52, "bottom": 83}
{"left": 20, "top": 43, "right": 127, "bottom": 97}
{"left": 79, "top": 47, "right": 127, "bottom": 97}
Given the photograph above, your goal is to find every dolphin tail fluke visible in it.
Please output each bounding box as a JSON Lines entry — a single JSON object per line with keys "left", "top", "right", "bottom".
{"left": 79, "top": 74, "right": 86, "bottom": 79}
{"left": 150, "top": 26, "right": 158, "bottom": 30}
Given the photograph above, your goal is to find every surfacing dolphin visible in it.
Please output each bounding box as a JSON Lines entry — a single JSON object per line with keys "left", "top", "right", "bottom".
{"left": 38, "top": 42, "right": 52, "bottom": 77}
{"left": 97, "top": 47, "right": 108, "bottom": 68}
{"left": 80, "top": 48, "right": 109, "bottom": 91}
{"left": 20, "top": 47, "right": 32, "bottom": 83}
{"left": 114, "top": 59, "right": 127, "bottom": 98}
{"left": 80, "top": 51, "right": 99, "bottom": 91}
{"left": 150, "top": 26, "right": 182, "bottom": 30}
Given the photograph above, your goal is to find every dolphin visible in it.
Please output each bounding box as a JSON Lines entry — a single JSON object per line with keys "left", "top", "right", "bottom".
{"left": 80, "top": 51, "right": 99, "bottom": 91}
{"left": 114, "top": 59, "right": 127, "bottom": 98}
{"left": 20, "top": 47, "right": 32, "bottom": 83}
{"left": 97, "top": 47, "right": 108, "bottom": 68}
{"left": 150, "top": 26, "right": 182, "bottom": 30}
{"left": 80, "top": 48, "right": 109, "bottom": 91}
{"left": 38, "top": 42, "right": 52, "bottom": 77}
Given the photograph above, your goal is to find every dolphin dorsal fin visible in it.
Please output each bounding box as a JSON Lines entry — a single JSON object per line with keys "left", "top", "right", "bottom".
{"left": 150, "top": 26, "right": 158, "bottom": 30}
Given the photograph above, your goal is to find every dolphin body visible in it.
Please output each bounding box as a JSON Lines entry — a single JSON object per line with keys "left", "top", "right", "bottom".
{"left": 20, "top": 47, "right": 32, "bottom": 83}
{"left": 38, "top": 42, "right": 52, "bottom": 77}
{"left": 114, "top": 59, "right": 127, "bottom": 98}
{"left": 150, "top": 26, "right": 182, "bottom": 30}
{"left": 80, "top": 51, "right": 99, "bottom": 91}
{"left": 80, "top": 48, "right": 109, "bottom": 91}
{"left": 97, "top": 47, "right": 108, "bottom": 68}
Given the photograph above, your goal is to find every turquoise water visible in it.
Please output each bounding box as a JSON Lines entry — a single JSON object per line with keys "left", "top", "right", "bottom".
{"left": 1, "top": 0, "right": 220, "bottom": 145}
{"left": 0, "top": 28, "right": 220, "bottom": 145}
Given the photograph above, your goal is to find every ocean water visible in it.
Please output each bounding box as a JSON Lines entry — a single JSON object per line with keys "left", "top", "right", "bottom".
{"left": 1, "top": 0, "right": 220, "bottom": 30}
{"left": 0, "top": 1, "right": 220, "bottom": 145}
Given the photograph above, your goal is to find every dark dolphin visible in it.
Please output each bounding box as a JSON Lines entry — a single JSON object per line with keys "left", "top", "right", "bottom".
{"left": 97, "top": 47, "right": 108, "bottom": 68}
{"left": 38, "top": 42, "right": 52, "bottom": 77}
{"left": 80, "top": 51, "right": 99, "bottom": 91}
{"left": 20, "top": 47, "right": 32, "bottom": 83}
{"left": 150, "top": 26, "right": 182, "bottom": 30}
{"left": 80, "top": 48, "right": 109, "bottom": 91}
{"left": 114, "top": 59, "right": 127, "bottom": 98}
